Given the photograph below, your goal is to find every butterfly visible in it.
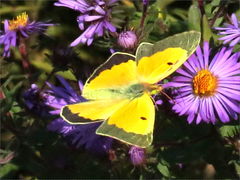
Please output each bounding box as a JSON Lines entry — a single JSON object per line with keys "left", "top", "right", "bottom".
{"left": 61, "top": 31, "right": 201, "bottom": 147}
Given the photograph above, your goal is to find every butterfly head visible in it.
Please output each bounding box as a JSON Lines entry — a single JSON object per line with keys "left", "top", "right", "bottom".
{"left": 143, "top": 83, "right": 163, "bottom": 95}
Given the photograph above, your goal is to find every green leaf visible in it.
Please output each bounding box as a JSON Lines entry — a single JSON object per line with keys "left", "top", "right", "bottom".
{"left": 188, "top": 4, "right": 201, "bottom": 32}
{"left": 218, "top": 125, "right": 240, "bottom": 137}
{"left": 202, "top": 15, "right": 213, "bottom": 42}
{"left": 0, "top": 163, "right": 19, "bottom": 178}
{"left": 10, "top": 82, "right": 23, "bottom": 95}
{"left": 136, "top": 31, "right": 201, "bottom": 61}
{"left": 171, "top": 8, "right": 188, "bottom": 20}
{"left": 156, "top": 0, "right": 175, "bottom": 9}
{"left": 0, "top": 88, "right": 14, "bottom": 114}
{"left": 213, "top": 16, "right": 224, "bottom": 27}
{"left": 0, "top": 5, "right": 35, "bottom": 15}
{"left": 139, "top": 174, "right": 144, "bottom": 180}
{"left": 56, "top": 71, "right": 77, "bottom": 81}
{"left": 204, "top": 3, "right": 213, "bottom": 16}
{"left": 211, "top": 0, "right": 221, "bottom": 7}
{"left": 234, "top": 161, "right": 240, "bottom": 177}
{"left": 31, "top": 60, "right": 76, "bottom": 81}
{"left": 0, "top": 98, "right": 13, "bottom": 115}
{"left": 157, "top": 161, "right": 171, "bottom": 177}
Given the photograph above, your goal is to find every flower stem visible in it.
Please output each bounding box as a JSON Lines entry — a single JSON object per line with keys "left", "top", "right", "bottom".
{"left": 136, "top": 1, "right": 149, "bottom": 45}
{"left": 18, "top": 38, "right": 31, "bottom": 74}
{"left": 209, "top": 3, "right": 226, "bottom": 27}
{"left": 140, "top": 1, "right": 149, "bottom": 29}
{"left": 197, "top": 0, "right": 205, "bottom": 15}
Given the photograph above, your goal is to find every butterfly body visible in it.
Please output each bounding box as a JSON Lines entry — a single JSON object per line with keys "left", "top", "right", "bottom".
{"left": 61, "top": 31, "right": 201, "bottom": 147}
{"left": 123, "top": 83, "right": 145, "bottom": 99}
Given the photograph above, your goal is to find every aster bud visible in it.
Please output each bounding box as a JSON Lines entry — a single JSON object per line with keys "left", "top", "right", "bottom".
{"left": 129, "top": 146, "right": 146, "bottom": 166}
{"left": 117, "top": 31, "right": 138, "bottom": 49}
{"left": 143, "top": 0, "right": 149, "bottom": 5}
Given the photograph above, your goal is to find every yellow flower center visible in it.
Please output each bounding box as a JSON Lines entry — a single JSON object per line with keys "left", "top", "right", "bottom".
{"left": 193, "top": 69, "right": 217, "bottom": 97}
{"left": 8, "top": 12, "right": 28, "bottom": 30}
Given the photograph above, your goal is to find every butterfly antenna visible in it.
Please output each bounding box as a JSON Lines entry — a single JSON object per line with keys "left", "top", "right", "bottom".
{"left": 160, "top": 90, "right": 175, "bottom": 103}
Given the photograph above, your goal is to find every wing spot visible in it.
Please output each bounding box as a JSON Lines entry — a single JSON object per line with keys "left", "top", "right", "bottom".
{"left": 140, "top": 116, "right": 147, "bottom": 120}
{"left": 167, "top": 62, "right": 173, "bottom": 65}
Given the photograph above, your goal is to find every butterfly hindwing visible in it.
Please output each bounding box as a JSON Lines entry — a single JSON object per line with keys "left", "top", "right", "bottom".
{"left": 96, "top": 93, "right": 155, "bottom": 147}
{"left": 61, "top": 98, "right": 129, "bottom": 124}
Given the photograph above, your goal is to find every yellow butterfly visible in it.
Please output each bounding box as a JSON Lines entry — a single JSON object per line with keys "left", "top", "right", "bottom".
{"left": 61, "top": 31, "right": 201, "bottom": 147}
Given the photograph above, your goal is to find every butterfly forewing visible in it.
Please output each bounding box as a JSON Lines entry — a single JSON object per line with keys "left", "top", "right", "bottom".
{"left": 136, "top": 31, "right": 201, "bottom": 61}
{"left": 82, "top": 52, "right": 138, "bottom": 100}
{"left": 135, "top": 42, "right": 154, "bottom": 61}
{"left": 137, "top": 48, "right": 188, "bottom": 84}
{"left": 136, "top": 31, "right": 201, "bottom": 84}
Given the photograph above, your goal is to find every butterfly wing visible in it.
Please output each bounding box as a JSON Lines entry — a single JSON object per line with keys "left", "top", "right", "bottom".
{"left": 136, "top": 31, "right": 201, "bottom": 61}
{"left": 96, "top": 93, "right": 155, "bottom": 147}
{"left": 61, "top": 98, "right": 129, "bottom": 124}
{"left": 82, "top": 52, "right": 138, "bottom": 100}
{"left": 61, "top": 52, "right": 140, "bottom": 124}
{"left": 136, "top": 31, "right": 201, "bottom": 84}
{"left": 137, "top": 48, "right": 188, "bottom": 84}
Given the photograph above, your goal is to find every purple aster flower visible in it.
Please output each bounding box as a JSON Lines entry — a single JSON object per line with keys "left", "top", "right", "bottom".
{"left": 45, "top": 75, "right": 113, "bottom": 155}
{"left": 117, "top": 31, "right": 138, "bottom": 49}
{"left": 168, "top": 42, "right": 240, "bottom": 124}
{"left": 215, "top": 13, "right": 240, "bottom": 47}
{"left": 0, "top": 12, "right": 53, "bottom": 57}
{"left": 54, "top": 0, "right": 117, "bottom": 46}
{"left": 129, "top": 146, "right": 146, "bottom": 166}
{"left": 23, "top": 84, "right": 49, "bottom": 116}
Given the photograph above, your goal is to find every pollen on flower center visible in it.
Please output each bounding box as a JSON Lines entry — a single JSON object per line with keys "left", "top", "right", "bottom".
{"left": 8, "top": 12, "right": 28, "bottom": 30}
{"left": 193, "top": 69, "right": 217, "bottom": 96}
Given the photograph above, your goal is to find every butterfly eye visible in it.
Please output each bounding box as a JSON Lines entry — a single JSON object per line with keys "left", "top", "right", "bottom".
{"left": 140, "top": 117, "right": 147, "bottom": 120}
{"left": 167, "top": 62, "right": 173, "bottom": 65}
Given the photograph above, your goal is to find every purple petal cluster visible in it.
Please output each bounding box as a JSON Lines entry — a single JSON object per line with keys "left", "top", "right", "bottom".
{"left": 168, "top": 42, "right": 240, "bottom": 124}
{"left": 0, "top": 13, "right": 53, "bottom": 57}
{"left": 129, "top": 146, "right": 146, "bottom": 166}
{"left": 54, "top": 0, "right": 118, "bottom": 46}
{"left": 45, "top": 76, "right": 113, "bottom": 155}
{"left": 23, "top": 84, "right": 50, "bottom": 116}
{"left": 215, "top": 14, "right": 240, "bottom": 47}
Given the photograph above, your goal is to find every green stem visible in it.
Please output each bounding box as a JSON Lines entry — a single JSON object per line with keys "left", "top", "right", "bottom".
{"left": 209, "top": 4, "right": 226, "bottom": 27}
